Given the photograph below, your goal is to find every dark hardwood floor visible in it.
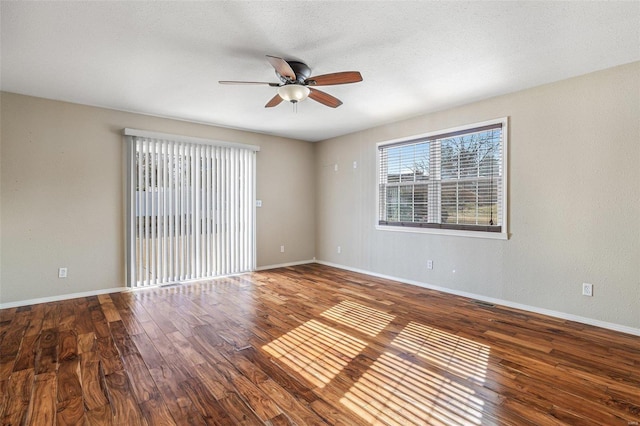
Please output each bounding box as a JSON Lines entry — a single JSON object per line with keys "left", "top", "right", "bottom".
{"left": 1, "top": 263, "right": 639, "bottom": 425}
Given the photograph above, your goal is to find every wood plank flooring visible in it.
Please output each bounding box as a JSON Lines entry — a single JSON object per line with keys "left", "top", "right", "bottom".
{"left": 1, "top": 263, "right": 639, "bottom": 425}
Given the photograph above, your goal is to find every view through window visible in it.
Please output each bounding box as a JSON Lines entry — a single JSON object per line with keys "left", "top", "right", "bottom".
{"left": 378, "top": 119, "right": 507, "bottom": 236}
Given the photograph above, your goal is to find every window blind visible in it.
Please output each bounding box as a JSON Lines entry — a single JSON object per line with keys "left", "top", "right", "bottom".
{"left": 125, "top": 130, "right": 258, "bottom": 288}
{"left": 378, "top": 120, "right": 506, "bottom": 234}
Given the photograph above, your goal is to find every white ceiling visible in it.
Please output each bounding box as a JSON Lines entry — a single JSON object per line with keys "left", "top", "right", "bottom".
{"left": 1, "top": 1, "right": 638, "bottom": 142}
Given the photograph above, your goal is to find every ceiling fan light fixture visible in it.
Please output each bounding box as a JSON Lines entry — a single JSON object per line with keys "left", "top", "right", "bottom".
{"left": 278, "top": 84, "right": 310, "bottom": 103}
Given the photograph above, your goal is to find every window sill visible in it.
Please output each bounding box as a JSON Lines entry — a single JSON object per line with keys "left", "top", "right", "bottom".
{"left": 375, "top": 224, "right": 509, "bottom": 240}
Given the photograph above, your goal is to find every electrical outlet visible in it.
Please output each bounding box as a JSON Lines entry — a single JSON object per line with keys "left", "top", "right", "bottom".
{"left": 427, "top": 260, "right": 433, "bottom": 270}
{"left": 280, "top": 245, "right": 285, "bottom": 253}
{"left": 337, "top": 246, "right": 342, "bottom": 254}
{"left": 58, "top": 267, "right": 67, "bottom": 278}
{"left": 256, "top": 200, "right": 262, "bottom": 207}
{"left": 582, "top": 283, "right": 593, "bottom": 297}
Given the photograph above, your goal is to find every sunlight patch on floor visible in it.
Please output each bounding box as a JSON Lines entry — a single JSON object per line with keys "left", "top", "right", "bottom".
{"left": 262, "top": 319, "right": 366, "bottom": 388}
{"left": 391, "top": 321, "right": 490, "bottom": 383}
{"left": 342, "top": 322, "right": 488, "bottom": 425}
{"left": 321, "top": 300, "right": 395, "bottom": 337}
{"left": 341, "top": 351, "right": 485, "bottom": 425}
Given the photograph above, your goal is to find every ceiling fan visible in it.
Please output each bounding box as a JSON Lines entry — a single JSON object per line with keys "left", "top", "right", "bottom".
{"left": 219, "top": 55, "right": 363, "bottom": 108}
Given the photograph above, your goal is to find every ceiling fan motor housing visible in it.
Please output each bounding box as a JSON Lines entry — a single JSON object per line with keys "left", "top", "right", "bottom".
{"left": 276, "top": 61, "right": 312, "bottom": 84}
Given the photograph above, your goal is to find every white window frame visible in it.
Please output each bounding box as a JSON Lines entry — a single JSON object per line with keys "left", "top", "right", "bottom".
{"left": 376, "top": 118, "right": 508, "bottom": 240}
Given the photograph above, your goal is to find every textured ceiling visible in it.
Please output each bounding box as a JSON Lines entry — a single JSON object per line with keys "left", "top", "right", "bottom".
{"left": 1, "top": 1, "right": 639, "bottom": 142}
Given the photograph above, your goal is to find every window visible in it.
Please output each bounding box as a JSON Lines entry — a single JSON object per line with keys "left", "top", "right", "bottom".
{"left": 377, "top": 118, "right": 507, "bottom": 238}
{"left": 124, "top": 129, "right": 259, "bottom": 288}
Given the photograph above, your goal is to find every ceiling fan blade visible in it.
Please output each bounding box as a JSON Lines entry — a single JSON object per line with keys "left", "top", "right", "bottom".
{"left": 219, "top": 80, "right": 280, "bottom": 87}
{"left": 266, "top": 55, "right": 296, "bottom": 80}
{"left": 305, "top": 71, "right": 363, "bottom": 86}
{"left": 265, "top": 94, "right": 283, "bottom": 108}
{"left": 308, "top": 88, "right": 343, "bottom": 108}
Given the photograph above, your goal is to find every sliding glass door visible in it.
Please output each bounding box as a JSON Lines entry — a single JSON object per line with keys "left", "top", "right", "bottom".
{"left": 124, "top": 129, "right": 258, "bottom": 288}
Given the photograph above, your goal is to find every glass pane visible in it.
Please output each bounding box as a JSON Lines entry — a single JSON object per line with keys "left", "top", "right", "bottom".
{"left": 399, "top": 186, "right": 414, "bottom": 221}
{"left": 477, "top": 179, "right": 499, "bottom": 225}
{"left": 414, "top": 184, "right": 428, "bottom": 203}
{"left": 414, "top": 203, "right": 428, "bottom": 223}
{"left": 399, "top": 204, "right": 414, "bottom": 222}
{"left": 386, "top": 204, "right": 399, "bottom": 222}
{"left": 385, "top": 142, "right": 430, "bottom": 183}
{"left": 441, "top": 182, "right": 457, "bottom": 224}
{"left": 478, "top": 133, "right": 500, "bottom": 178}
{"left": 440, "top": 180, "right": 499, "bottom": 226}
{"left": 456, "top": 181, "right": 478, "bottom": 224}
{"left": 413, "top": 143, "right": 430, "bottom": 178}
{"left": 386, "top": 148, "right": 401, "bottom": 183}
{"left": 441, "top": 138, "right": 459, "bottom": 180}
{"left": 441, "top": 131, "right": 503, "bottom": 179}
{"left": 459, "top": 135, "right": 479, "bottom": 178}
{"left": 385, "top": 186, "right": 399, "bottom": 221}
{"left": 399, "top": 185, "right": 413, "bottom": 203}
{"left": 387, "top": 186, "right": 399, "bottom": 204}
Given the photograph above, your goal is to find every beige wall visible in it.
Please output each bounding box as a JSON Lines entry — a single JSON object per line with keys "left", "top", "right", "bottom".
{"left": 0, "top": 93, "right": 315, "bottom": 303}
{"left": 315, "top": 62, "right": 640, "bottom": 329}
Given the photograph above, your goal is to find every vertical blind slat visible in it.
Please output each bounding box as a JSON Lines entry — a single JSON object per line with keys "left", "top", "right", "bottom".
{"left": 216, "top": 147, "right": 222, "bottom": 275}
{"left": 136, "top": 139, "right": 142, "bottom": 287}
{"left": 150, "top": 140, "right": 156, "bottom": 285}
{"left": 230, "top": 148, "right": 237, "bottom": 273}
{"left": 194, "top": 144, "right": 200, "bottom": 278}
{"left": 205, "top": 146, "right": 211, "bottom": 277}
{"left": 190, "top": 144, "right": 196, "bottom": 278}
{"left": 143, "top": 140, "right": 150, "bottom": 287}
{"left": 165, "top": 141, "right": 172, "bottom": 281}
{"left": 224, "top": 148, "right": 229, "bottom": 275}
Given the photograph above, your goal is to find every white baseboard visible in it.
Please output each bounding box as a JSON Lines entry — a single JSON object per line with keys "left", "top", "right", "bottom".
{"left": 255, "top": 259, "right": 316, "bottom": 271}
{"left": 0, "top": 287, "right": 127, "bottom": 310}
{"left": 0, "top": 261, "right": 315, "bottom": 309}
{"left": 5, "top": 260, "right": 637, "bottom": 338}
{"left": 316, "top": 260, "right": 640, "bottom": 337}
